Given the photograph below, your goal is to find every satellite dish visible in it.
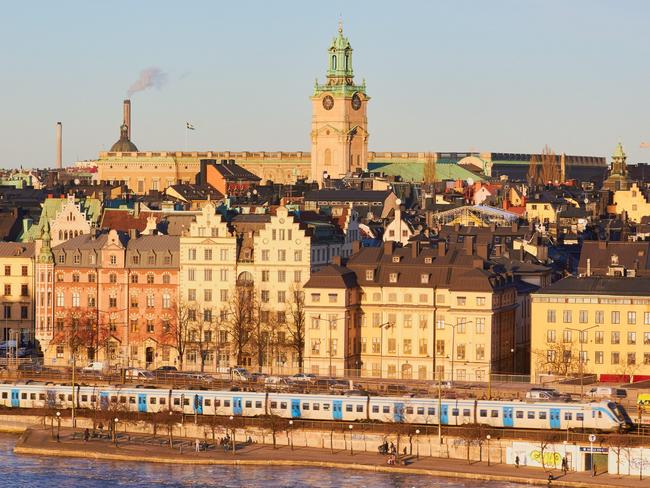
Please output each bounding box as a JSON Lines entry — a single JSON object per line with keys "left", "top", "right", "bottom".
{"left": 466, "top": 177, "right": 474, "bottom": 186}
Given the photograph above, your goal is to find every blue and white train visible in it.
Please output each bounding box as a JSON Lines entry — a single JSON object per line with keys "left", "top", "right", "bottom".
{"left": 0, "top": 383, "right": 633, "bottom": 432}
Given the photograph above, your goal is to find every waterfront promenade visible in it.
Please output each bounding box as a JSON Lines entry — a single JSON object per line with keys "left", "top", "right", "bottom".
{"left": 13, "top": 427, "right": 648, "bottom": 488}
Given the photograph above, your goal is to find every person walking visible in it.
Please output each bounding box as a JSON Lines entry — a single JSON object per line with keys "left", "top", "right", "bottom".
{"left": 515, "top": 455, "right": 520, "bottom": 468}
{"left": 592, "top": 462, "right": 597, "bottom": 477}
{"left": 83, "top": 428, "right": 90, "bottom": 443}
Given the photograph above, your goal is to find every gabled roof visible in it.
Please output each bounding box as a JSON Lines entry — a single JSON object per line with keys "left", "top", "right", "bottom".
{"left": 304, "top": 189, "right": 391, "bottom": 203}
{"left": 304, "top": 264, "right": 358, "bottom": 289}
{"left": 0, "top": 242, "right": 34, "bottom": 258}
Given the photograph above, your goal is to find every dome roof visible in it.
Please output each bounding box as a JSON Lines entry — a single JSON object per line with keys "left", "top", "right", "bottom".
{"left": 110, "top": 123, "right": 138, "bottom": 152}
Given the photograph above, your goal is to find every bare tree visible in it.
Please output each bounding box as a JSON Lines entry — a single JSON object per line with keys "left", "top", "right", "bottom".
{"left": 260, "top": 413, "right": 290, "bottom": 449}
{"left": 538, "top": 432, "right": 562, "bottom": 471}
{"left": 540, "top": 145, "right": 560, "bottom": 185}
{"left": 457, "top": 424, "right": 485, "bottom": 464}
{"left": 606, "top": 433, "right": 637, "bottom": 476}
{"left": 534, "top": 341, "right": 582, "bottom": 378}
{"left": 528, "top": 154, "right": 540, "bottom": 186}
{"left": 163, "top": 300, "right": 192, "bottom": 371}
{"left": 191, "top": 308, "right": 215, "bottom": 373}
{"left": 423, "top": 152, "right": 436, "bottom": 190}
{"left": 286, "top": 285, "right": 306, "bottom": 371}
{"left": 225, "top": 283, "right": 255, "bottom": 366}
{"left": 248, "top": 291, "right": 268, "bottom": 373}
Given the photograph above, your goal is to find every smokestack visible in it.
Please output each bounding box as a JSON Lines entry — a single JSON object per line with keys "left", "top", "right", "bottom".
{"left": 123, "top": 99, "right": 131, "bottom": 139}
{"left": 56, "top": 122, "right": 62, "bottom": 169}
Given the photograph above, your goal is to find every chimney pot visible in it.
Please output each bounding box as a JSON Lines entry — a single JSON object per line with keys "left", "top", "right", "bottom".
{"left": 55, "top": 122, "right": 62, "bottom": 169}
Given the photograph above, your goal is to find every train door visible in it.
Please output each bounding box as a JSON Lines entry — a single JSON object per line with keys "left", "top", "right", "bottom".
{"left": 137, "top": 394, "right": 147, "bottom": 413}
{"left": 10, "top": 389, "right": 19, "bottom": 408}
{"left": 503, "top": 407, "right": 514, "bottom": 428}
{"left": 394, "top": 402, "right": 404, "bottom": 423}
{"left": 333, "top": 400, "right": 343, "bottom": 420}
{"left": 194, "top": 394, "right": 203, "bottom": 415}
{"left": 100, "top": 392, "right": 109, "bottom": 410}
{"left": 291, "top": 399, "right": 301, "bottom": 418}
{"left": 550, "top": 408, "right": 561, "bottom": 429}
{"left": 233, "top": 397, "right": 242, "bottom": 415}
{"left": 440, "top": 404, "right": 448, "bottom": 425}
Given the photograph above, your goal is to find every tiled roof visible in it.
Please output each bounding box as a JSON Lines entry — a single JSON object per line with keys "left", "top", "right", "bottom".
{"left": 0, "top": 242, "right": 34, "bottom": 258}
{"left": 537, "top": 276, "right": 650, "bottom": 296}
{"left": 126, "top": 235, "right": 179, "bottom": 252}
{"left": 577, "top": 241, "right": 650, "bottom": 276}
{"left": 304, "top": 264, "right": 358, "bottom": 289}
{"left": 304, "top": 189, "right": 391, "bottom": 203}
{"left": 100, "top": 209, "right": 161, "bottom": 232}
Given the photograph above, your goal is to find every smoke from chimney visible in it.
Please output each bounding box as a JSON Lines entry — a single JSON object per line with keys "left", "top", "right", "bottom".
{"left": 126, "top": 67, "right": 167, "bottom": 97}
{"left": 123, "top": 100, "right": 131, "bottom": 140}
{"left": 56, "top": 122, "right": 62, "bottom": 169}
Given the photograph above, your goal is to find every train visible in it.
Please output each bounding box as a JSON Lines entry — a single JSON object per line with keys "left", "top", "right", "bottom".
{"left": 0, "top": 382, "right": 633, "bottom": 432}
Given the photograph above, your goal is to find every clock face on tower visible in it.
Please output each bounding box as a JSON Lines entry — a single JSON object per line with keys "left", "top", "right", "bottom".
{"left": 322, "top": 95, "right": 334, "bottom": 110}
{"left": 351, "top": 93, "right": 362, "bottom": 110}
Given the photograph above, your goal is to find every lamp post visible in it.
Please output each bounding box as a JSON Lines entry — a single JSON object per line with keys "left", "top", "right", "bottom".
{"left": 378, "top": 322, "right": 393, "bottom": 379}
{"left": 486, "top": 434, "right": 491, "bottom": 466}
{"left": 113, "top": 418, "right": 119, "bottom": 446}
{"left": 449, "top": 320, "right": 472, "bottom": 383}
{"left": 565, "top": 325, "right": 599, "bottom": 400}
{"left": 563, "top": 440, "right": 568, "bottom": 472}
{"left": 56, "top": 411, "right": 61, "bottom": 442}
{"left": 415, "top": 429, "right": 420, "bottom": 460}
{"left": 289, "top": 420, "right": 294, "bottom": 451}
{"left": 312, "top": 315, "right": 346, "bottom": 377}
{"left": 348, "top": 424, "right": 353, "bottom": 456}
{"left": 229, "top": 415, "right": 235, "bottom": 455}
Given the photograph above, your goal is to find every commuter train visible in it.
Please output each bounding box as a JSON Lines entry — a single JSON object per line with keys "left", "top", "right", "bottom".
{"left": 0, "top": 383, "right": 633, "bottom": 432}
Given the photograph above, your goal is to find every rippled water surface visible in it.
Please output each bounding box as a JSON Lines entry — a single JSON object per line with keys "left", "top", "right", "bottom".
{"left": 0, "top": 434, "right": 524, "bottom": 487}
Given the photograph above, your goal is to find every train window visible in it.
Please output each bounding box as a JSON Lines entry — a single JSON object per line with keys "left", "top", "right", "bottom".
{"left": 68, "top": 395, "right": 73, "bottom": 401}
{"left": 491, "top": 410, "right": 498, "bottom": 418}
{"left": 417, "top": 407, "right": 424, "bottom": 415}
{"left": 224, "top": 400, "right": 231, "bottom": 407}
{"left": 110, "top": 396, "right": 117, "bottom": 403}
{"left": 204, "top": 399, "right": 211, "bottom": 406}
{"left": 215, "top": 399, "right": 221, "bottom": 407}
{"left": 81, "top": 395, "right": 88, "bottom": 402}
{"left": 452, "top": 408, "right": 459, "bottom": 417}
{"left": 59, "top": 394, "right": 65, "bottom": 401}
{"left": 30, "top": 393, "right": 36, "bottom": 400}
{"left": 1, "top": 392, "right": 6, "bottom": 399}
{"left": 406, "top": 407, "right": 413, "bottom": 414}
{"left": 271, "top": 401, "right": 277, "bottom": 409}
{"left": 564, "top": 413, "right": 572, "bottom": 420}
{"left": 372, "top": 405, "right": 379, "bottom": 413}
{"left": 245, "top": 401, "right": 252, "bottom": 408}
{"left": 40, "top": 394, "right": 46, "bottom": 401}
{"left": 576, "top": 413, "right": 584, "bottom": 421}
{"left": 527, "top": 411, "right": 535, "bottom": 419}
{"left": 303, "top": 403, "right": 310, "bottom": 410}
{"left": 516, "top": 411, "right": 523, "bottom": 419}
{"left": 539, "top": 412, "right": 547, "bottom": 419}
{"left": 21, "top": 393, "right": 27, "bottom": 400}
{"left": 463, "top": 409, "right": 471, "bottom": 417}
{"left": 428, "top": 408, "right": 435, "bottom": 416}
{"left": 160, "top": 398, "right": 166, "bottom": 405}
{"left": 598, "top": 411, "right": 602, "bottom": 418}
{"left": 280, "top": 402, "right": 287, "bottom": 409}
{"left": 173, "top": 398, "right": 180, "bottom": 406}
{"left": 346, "top": 405, "right": 353, "bottom": 412}
{"left": 313, "top": 403, "right": 320, "bottom": 411}
{"left": 357, "top": 405, "right": 363, "bottom": 412}
{"left": 129, "top": 397, "right": 136, "bottom": 404}
{"left": 91, "top": 395, "right": 97, "bottom": 403}
{"left": 184, "top": 398, "right": 190, "bottom": 406}
{"left": 323, "top": 404, "right": 330, "bottom": 411}
{"left": 119, "top": 396, "right": 127, "bottom": 403}
{"left": 150, "top": 397, "right": 157, "bottom": 404}
{"left": 255, "top": 401, "right": 262, "bottom": 408}
{"left": 479, "top": 410, "right": 487, "bottom": 417}
{"left": 383, "top": 406, "right": 390, "bottom": 414}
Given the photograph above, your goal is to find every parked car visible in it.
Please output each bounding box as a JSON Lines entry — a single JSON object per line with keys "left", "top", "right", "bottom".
{"left": 154, "top": 366, "right": 178, "bottom": 372}
{"left": 82, "top": 361, "right": 109, "bottom": 375}
{"left": 231, "top": 367, "right": 251, "bottom": 381}
{"left": 587, "top": 387, "right": 627, "bottom": 399}
{"left": 184, "top": 373, "right": 217, "bottom": 384}
{"left": 290, "top": 373, "right": 317, "bottom": 383}
{"left": 124, "top": 368, "right": 155, "bottom": 380}
{"left": 264, "top": 376, "right": 290, "bottom": 390}
{"left": 250, "top": 372, "right": 268, "bottom": 383}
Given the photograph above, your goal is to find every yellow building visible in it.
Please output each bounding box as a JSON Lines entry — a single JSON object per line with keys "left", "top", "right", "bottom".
{"left": 304, "top": 242, "right": 519, "bottom": 380}
{"left": 613, "top": 183, "right": 650, "bottom": 223}
{"left": 0, "top": 243, "right": 35, "bottom": 343}
{"left": 530, "top": 276, "right": 650, "bottom": 383}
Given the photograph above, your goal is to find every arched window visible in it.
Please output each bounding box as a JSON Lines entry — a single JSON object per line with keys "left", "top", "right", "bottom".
{"left": 237, "top": 271, "right": 254, "bottom": 286}
{"left": 345, "top": 53, "right": 349, "bottom": 70}
{"left": 324, "top": 149, "right": 332, "bottom": 166}
{"left": 109, "top": 273, "right": 117, "bottom": 284}
{"left": 58, "top": 230, "right": 63, "bottom": 241}
{"left": 331, "top": 55, "right": 337, "bottom": 70}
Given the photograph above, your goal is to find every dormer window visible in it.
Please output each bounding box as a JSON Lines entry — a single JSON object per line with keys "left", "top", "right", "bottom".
{"left": 73, "top": 254, "right": 80, "bottom": 264}
{"left": 392, "top": 256, "right": 400, "bottom": 263}
{"left": 424, "top": 257, "right": 432, "bottom": 264}
{"left": 389, "top": 273, "right": 398, "bottom": 283}
{"left": 420, "top": 274, "right": 429, "bottom": 284}
{"left": 365, "top": 270, "right": 374, "bottom": 281}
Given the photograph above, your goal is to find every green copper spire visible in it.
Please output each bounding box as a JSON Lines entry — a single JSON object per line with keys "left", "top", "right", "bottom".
{"left": 327, "top": 19, "right": 354, "bottom": 81}
{"left": 612, "top": 141, "right": 626, "bottom": 160}
{"left": 38, "top": 220, "right": 53, "bottom": 264}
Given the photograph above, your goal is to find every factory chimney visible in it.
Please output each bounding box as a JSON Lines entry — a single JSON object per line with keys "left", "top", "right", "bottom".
{"left": 56, "top": 122, "right": 63, "bottom": 169}
{"left": 123, "top": 99, "right": 131, "bottom": 139}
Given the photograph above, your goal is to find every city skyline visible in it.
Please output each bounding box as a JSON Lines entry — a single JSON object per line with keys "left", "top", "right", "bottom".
{"left": 2, "top": 0, "right": 650, "bottom": 168}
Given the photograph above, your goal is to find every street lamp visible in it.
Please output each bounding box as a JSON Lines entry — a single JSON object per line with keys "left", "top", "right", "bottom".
{"left": 563, "top": 440, "right": 568, "bottom": 472}
{"left": 450, "top": 320, "right": 473, "bottom": 383}
{"left": 229, "top": 415, "right": 235, "bottom": 455}
{"left": 113, "top": 418, "right": 119, "bottom": 446}
{"left": 56, "top": 411, "right": 61, "bottom": 442}
{"left": 377, "top": 322, "right": 393, "bottom": 379}
{"left": 415, "top": 429, "right": 420, "bottom": 459}
{"left": 348, "top": 424, "right": 353, "bottom": 456}
{"left": 313, "top": 315, "right": 346, "bottom": 377}
{"left": 486, "top": 434, "right": 491, "bottom": 466}
{"left": 565, "top": 325, "right": 599, "bottom": 400}
{"left": 289, "top": 420, "right": 294, "bottom": 451}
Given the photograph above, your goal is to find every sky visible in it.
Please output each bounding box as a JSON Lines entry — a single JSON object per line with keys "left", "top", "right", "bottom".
{"left": 1, "top": 0, "right": 649, "bottom": 168}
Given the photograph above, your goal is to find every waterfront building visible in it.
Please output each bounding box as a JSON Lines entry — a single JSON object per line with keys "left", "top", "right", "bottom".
{"left": 304, "top": 241, "right": 519, "bottom": 380}
{"left": 530, "top": 276, "right": 650, "bottom": 383}
{"left": 613, "top": 182, "right": 650, "bottom": 223}
{"left": 0, "top": 242, "right": 34, "bottom": 342}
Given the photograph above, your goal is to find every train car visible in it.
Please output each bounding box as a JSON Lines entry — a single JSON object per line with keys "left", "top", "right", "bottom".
{"left": 267, "top": 392, "right": 368, "bottom": 421}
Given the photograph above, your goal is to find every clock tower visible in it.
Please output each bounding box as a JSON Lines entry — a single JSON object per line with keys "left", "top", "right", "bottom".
{"left": 311, "top": 22, "right": 369, "bottom": 185}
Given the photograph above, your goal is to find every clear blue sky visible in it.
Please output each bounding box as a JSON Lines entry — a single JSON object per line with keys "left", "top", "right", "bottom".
{"left": 2, "top": 0, "right": 649, "bottom": 168}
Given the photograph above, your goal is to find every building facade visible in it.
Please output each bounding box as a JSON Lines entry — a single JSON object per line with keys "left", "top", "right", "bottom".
{"left": 0, "top": 242, "right": 35, "bottom": 343}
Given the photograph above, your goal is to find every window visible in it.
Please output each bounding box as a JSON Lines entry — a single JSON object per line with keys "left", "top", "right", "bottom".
{"left": 131, "top": 274, "right": 138, "bottom": 284}
{"left": 328, "top": 293, "right": 337, "bottom": 303}
{"left": 130, "top": 296, "right": 139, "bottom": 308}
{"left": 365, "top": 269, "right": 374, "bottom": 280}
{"left": 188, "top": 268, "right": 195, "bottom": 281}
{"left": 56, "top": 292, "right": 64, "bottom": 307}
{"left": 21, "top": 305, "right": 28, "bottom": 319}
{"left": 72, "top": 273, "right": 80, "bottom": 283}
{"left": 611, "top": 331, "right": 620, "bottom": 344}
{"left": 163, "top": 274, "right": 170, "bottom": 284}
{"left": 187, "top": 289, "right": 196, "bottom": 301}
{"left": 628, "top": 352, "right": 636, "bottom": 365}
{"left": 261, "top": 290, "right": 270, "bottom": 303}
{"left": 546, "top": 350, "right": 556, "bottom": 362}
{"left": 403, "top": 339, "right": 412, "bottom": 355}
{"left": 645, "top": 312, "right": 650, "bottom": 325}
{"left": 110, "top": 255, "right": 117, "bottom": 265}
{"left": 294, "top": 250, "right": 302, "bottom": 262}
{"left": 456, "top": 343, "right": 466, "bottom": 360}
{"left": 547, "top": 329, "right": 556, "bottom": 343}
{"left": 562, "top": 310, "right": 572, "bottom": 323}
{"left": 562, "top": 329, "right": 572, "bottom": 343}
{"left": 457, "top": 296, "right": 466, "bottom": 306}
{"left": 109, "top": 297, "right": 117, "bottom": 308}
{"left": 627, "top": 311, "right": 636, "bottom": 325}
{"left": 146, "top": 294, "right": 155, "bottom": 308}
{"left": 476, "top": 297, "right": 485, "bottom": 306}
{"left": 611, "top": 311, "right": 620, "bottom": 324}
{"left": 261, "top": 270, "right": 270, "bottom": 282}
{"left": 475, "top": 318, "right": 485, "bottom": 334}
{"left": 204, "top": 289, "right": 212, "bottom": 302}
{"left": 595, "top": 310, "right": 604, "bottom": 324}
{"left": 595, "top": 351, "right": 604, "bottom": 364}
{"left": 147, "top": 320, "right": 154, "bottom": 333}
{"left": 3, "top": 265, "right": 9, "bottom": 276}
{"left": 611, "top": 352, "right": 620, "bottom": 364}
{"left": 420, "top": 274, "right": 429, "bottom": 284}
{"left": 579, "top": 310, "right": 588, "bottom": 323}
{"left": 419, "top": 338, "right": 427, "bottom": 355}
{"left": 109, "top": 273, "right": 117, "bottom": 284}
{"left": 278, "top": 250, "right": 286, "bottom": 261}
{"left": 547, "top": 310, "right": 556, "bottom": 323}
{"left": 389, "top": 273, "right": 398, "bottom": 283}
{"left": 645, "top": 332, "right": 650, "bottom": 345}
{"left": 294, "top": 270, "right": 302, "bottom": 283}
{"left": 277, "top": 291, "right": 286, "bottom": 303}
{"left": 403, "top": 314, "right": 412, "bottom": 328}
{"left": 476, "top": 344, "right": 485, "bottom": 360}
{"left": 162, "top": 293, "right": 170, "bottom": 309}
{"left": 595, "top": 331, "right": 604, "bottom": 344}
{"left": 147, "top": 273, "right": 154, "bottom": 284}
{"left": 278, "top": 270, "right": 286, "bottom": 282}
{"left": 261, "top": 250, "right": 269, "bottom": 261}
{"left": 2, "top": 284, "right": 9, "bottom": 296}
{"left": 628, "top": 331, "right": 636, "bottom": 345}
{"left": 204, "top": 248, "right": 212, "bottom": 261}
{"left": 21, "top": 265, "right": 27, "bottom": 276}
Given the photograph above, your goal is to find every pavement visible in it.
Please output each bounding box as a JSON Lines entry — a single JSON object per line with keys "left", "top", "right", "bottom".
{"left": 12, "top": 427, "right": 650, "bottom": 487}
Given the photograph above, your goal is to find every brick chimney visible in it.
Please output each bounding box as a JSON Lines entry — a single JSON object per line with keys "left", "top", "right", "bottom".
{"left": 123, "top": 99, "right": 131, "bottom": 139}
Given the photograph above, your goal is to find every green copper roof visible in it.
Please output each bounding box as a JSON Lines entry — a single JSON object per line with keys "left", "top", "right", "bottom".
{"left": 368, "top": 161, "right": 485, "bottom": 182}
{"left": 19, "top": 197, "right": 102, "bottom": 242}
{"left": 612, "top": 142, "right": 626, "bottom": 159}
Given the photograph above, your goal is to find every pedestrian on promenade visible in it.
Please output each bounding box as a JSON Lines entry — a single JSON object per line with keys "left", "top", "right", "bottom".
{"left": 195, "top": 439, "right": 200, "bottom": 452}
{"left": 547, "top": 473, "right": 553, "bottom": 486}
{"left": 83, "top": 428, "right": 90, "bottom": 442}
{"left": 515, "top": 455, "right": 519, "bottom": 468}
{"left": 592, "top": 462, "right": 596, "bottom": 477}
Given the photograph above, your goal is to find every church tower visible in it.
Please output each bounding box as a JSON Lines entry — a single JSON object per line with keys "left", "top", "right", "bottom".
{"left": 603, "top": 142, "right": 631, "bottom": 191}
{"left": 311, "top": 21, "right": 369, "bottom": 185}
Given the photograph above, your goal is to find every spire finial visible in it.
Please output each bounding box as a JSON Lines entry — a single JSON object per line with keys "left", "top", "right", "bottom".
{"left": 338, "top": 15, "right": 343, "bottom": 34}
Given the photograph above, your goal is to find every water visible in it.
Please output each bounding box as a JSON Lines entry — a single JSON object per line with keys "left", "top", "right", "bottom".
{"left": 0, "top": 434, "right": 523, "bottom": 487}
